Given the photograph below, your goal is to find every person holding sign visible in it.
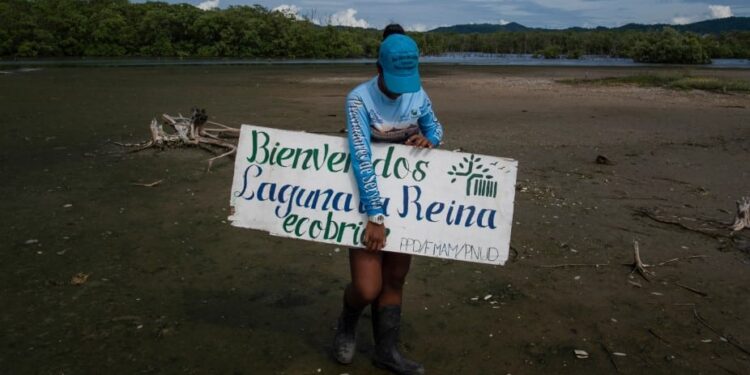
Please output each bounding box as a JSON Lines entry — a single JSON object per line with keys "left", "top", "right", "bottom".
{"left": 333, "top": 25, "right": 443, "bottom": 375}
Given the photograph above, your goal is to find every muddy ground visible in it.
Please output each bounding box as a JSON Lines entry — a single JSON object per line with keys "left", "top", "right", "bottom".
{"left": 1, "top": 64, "right": 749, "bottom": 374}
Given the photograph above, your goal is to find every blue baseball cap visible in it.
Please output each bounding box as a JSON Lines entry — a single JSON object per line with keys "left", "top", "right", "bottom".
{"left": 378, "top": 34, "right": 421, "bottom": 94}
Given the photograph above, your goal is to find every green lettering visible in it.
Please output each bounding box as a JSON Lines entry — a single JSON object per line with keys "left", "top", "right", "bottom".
{"left": 381, "top": 146, "right": 395, "bottom": 178}
{"left": 276, "top": 147, "right": 295, "bottom": 167}
{"left": 310, "top": 220, "right": 323, "bottom": 238}
{"left": 352, "top": 222, "right": 363, "bottom": 245}
{"left": 324, "top": 212, "right": 339, "bottom": 240}
{"left": 268, "top": 142, "right": 281, "bottom": 165}
{"left": 413, "top": 160, "right": 429, "bottom": 182}
{"left": 294, "top": 217, "right": 308, "bottom": 237}
{"left": 247, "top": 130, "right": 270, "bottom": 164}
{"left": 327, "top": 152, "right": 347, "bottom": 172}
{"left": 343, "top": 154, "right": 352, "bottom": 173}
{"left": 394, "top": 158, "right": 410, "bottom": 179}
{"left": 300, "top": 148, "right": 316, "bottom": 170}
{"left": 336, "top": 222, "right": 351, "bottom": 242}
{"left": 282, "top": 214, "right": 298, "bottom": 234}
{"left": 291, "top": 148, "right": 304, "bottom": 168}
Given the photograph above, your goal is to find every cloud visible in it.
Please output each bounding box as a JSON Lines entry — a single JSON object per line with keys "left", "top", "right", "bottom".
{"left": 499, "top": 19, "right": 510, "bottom": 25}
{"left": 273, "top": 4, "right": 304, "bottom": 20}
{"left": 406, "top": 23, "right": 428, "bottom": 32}
{"left": 190, "top": 0, "right": 748, "bottom": 29}
{"left": 329, "top": 8, "right": 370, "bottom": 28}
{"left": 196, "top": 0, "right": 218, "bottom": 10}
{"left": 671, "top": 16, "right": 693, "bottom": 25}
{"left": 670, "top": 4, "right": 732, "bottom": 26}
{"left": 708, "top": 5, "right": 733, "bottom": 19}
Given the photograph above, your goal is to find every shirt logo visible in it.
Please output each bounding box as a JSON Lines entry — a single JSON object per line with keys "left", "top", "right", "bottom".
{"left": 391, "top": 54, "right": 418, "bottom": 70}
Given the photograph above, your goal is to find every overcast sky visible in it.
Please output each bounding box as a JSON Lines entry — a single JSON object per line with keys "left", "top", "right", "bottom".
{"left": 186, "top": 0, "right": 749, "bottom": 30}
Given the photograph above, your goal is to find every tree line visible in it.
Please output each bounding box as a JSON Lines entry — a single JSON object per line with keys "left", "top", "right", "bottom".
{"left": 411, "top": 28, "right": 750, "bottom": 63}
{"left": 1, "top": 0, "right": 749, "bottom": 64}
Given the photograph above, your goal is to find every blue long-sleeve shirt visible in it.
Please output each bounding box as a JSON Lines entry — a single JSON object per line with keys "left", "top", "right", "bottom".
{"left": 346, "top": 77, "right": 444, "bottom": 216}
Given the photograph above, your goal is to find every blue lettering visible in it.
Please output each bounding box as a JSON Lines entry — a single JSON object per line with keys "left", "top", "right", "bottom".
{"left": 235, "top": 164, "right": 263, "bottom": 200}
{"left": 399, "top": 185, "right": 423, "bottom": 219}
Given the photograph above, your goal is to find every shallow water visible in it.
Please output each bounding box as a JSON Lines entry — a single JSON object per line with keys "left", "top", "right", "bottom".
{"left": 1, "top": 53, "right": 748, "bottom": 69}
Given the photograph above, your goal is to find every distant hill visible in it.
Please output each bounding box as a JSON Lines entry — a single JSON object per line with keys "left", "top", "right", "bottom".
{"left": 429, "top": 22, "right": 529, "bottom": 33}
{"left": 617, "top": 17, "right": 750, "bottom": 33}
{"left": 428, "top": 16, "right": 750, "bottom": 34}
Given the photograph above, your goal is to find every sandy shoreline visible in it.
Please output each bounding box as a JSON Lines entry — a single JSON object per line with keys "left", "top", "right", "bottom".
{"left": 1, "top": 65, "right": 749, "bottom": 374}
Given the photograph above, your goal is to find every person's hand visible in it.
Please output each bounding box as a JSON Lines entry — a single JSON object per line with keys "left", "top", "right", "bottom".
{"left": 363, "top": 221, "right": 386, "bottom": 252}
{"left": 405, "top": 134, "right": 433, "bottom": 149}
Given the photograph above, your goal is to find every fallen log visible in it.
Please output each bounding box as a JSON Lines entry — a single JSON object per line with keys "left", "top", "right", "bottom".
{"left": 115, "top": 108, "right": 238, "bottom": 171}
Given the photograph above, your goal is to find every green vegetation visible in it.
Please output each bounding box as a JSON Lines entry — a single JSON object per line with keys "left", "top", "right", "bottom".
{"left": 0, "top": 0, "right": 380, "bottom": 58}
{"left": 631, "top": 28, "right": 710, "bottom": 64}
{"left": 560, "top": 74, "right": 750, "bottom": 93}
{"left": 534, "top": 46, "right": 562, "bottom": 59}
{"left": 565, "top": 49, "right": 584, "bottom": 60}
{"left": 410, "top": 28, "right": 750, "bottom": 62}
{"left": 1, "top": 0, "right": 749, "bottom": 63}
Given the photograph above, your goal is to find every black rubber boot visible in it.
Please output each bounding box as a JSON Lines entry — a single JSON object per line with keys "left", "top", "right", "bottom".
{"left": 333, "top": 294, "right": 364, "bottom": 364}
{"left": 372, "top": 305, "right": 425, "bottom": 375}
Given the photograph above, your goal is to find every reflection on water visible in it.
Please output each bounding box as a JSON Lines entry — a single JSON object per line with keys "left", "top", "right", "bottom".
{"left": 424, "top": 53, "right": 750, "bottom": 68}
{"left": 1, "top": 53, "right": 749, "bottom": 69}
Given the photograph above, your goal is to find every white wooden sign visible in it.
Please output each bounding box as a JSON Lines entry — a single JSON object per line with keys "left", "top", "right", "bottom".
{"left": 229, "top": 125, "right": 518, "bottom": 265}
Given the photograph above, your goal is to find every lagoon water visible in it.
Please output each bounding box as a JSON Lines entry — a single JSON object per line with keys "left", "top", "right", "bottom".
{"left": 423, "top": 53, "right": 750, "bottom": 68}
{"left": 1, "top": 53, "right": 749, "bottom": 69}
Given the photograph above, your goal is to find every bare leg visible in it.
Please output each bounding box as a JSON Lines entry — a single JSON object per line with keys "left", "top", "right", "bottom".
{"left": 346, "top": 248, "right": 383, "bottom": 309}
{"left": 334, "top": 248, "right": 383, "bottom": 364}
{"left": 375, "top": 252, "right": 412, "bottom": 308}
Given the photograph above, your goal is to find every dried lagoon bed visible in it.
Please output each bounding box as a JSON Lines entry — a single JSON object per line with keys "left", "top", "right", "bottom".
{"left": 1, "top": 64, "right": 749, "bottom": 374}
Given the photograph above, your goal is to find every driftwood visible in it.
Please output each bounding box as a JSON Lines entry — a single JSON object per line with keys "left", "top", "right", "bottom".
{"left": 625, "top": 241, "right": 709, "bottom": 282}
{"left": 539, "top": 252, "right": 706, "bottom": 271}
{"left": 630, "top": 240, "right": 653, "bottom": 281}
{"left": 539, "top": 262, "right": 610, "bottom": 268}
{"left": 655, "top": 255, "right": 708, "bottom": 266}
{"left": 675, "top": 282, "right": 708, "bottom": 297}
{"left": 634, "top": 208, "right": 727, "bottom": 240}
{"left": 635, "top": 206, "right": 750, "bottom": 252}
{"left": 731, "top": 197, "right": 750, "bottom": 232}
{"left": 130, "top": 180, "right": 163, "bottom": 187}
{"left": 648, "top": 328, "right": 671, "bottom": 346}
{"left": 115, "top": 108, "right": 239, "bottom": 171}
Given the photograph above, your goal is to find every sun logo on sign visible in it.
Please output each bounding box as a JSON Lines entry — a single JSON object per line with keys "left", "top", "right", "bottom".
{"left": 448, "top": 154, "right": 498, "bottom": 198}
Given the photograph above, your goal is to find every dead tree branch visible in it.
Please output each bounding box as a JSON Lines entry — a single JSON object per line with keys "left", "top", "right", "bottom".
{"left": 634, "top": 208, "right": 727, "bottom": 240}
{"left": 116, "top": 108, "right": 238, "bottom": 171}
{"left": 539, "top": 263, "right": 610, "bottom": 268}
{"left": 130, "top": 180, "right": 163, "bottom": 188}
{"left": 656, "top": 255, "right": 708, "bottom": 266}
{"left": 630, "top": 240, "right": 653, "bottom": 281}
{"left": 731, "top": 197, "right": 750, "bottom": 232}
{"left": 675, "top": 282, "right": 708, "bottom": 297}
